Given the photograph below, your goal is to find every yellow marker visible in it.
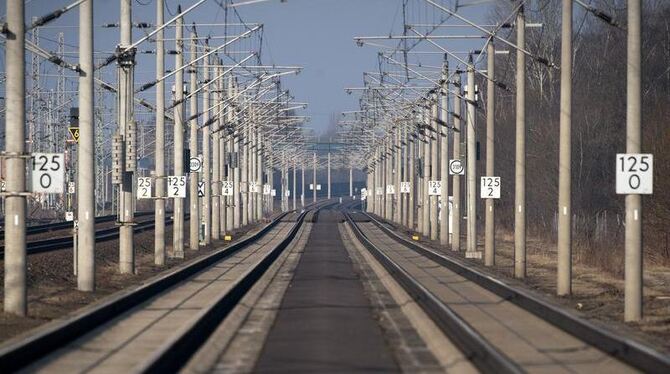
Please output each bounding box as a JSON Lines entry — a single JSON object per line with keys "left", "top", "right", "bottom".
{"left": 68, "top": 126, "right": 80, "bottom": 143}
{"left": 224, "top": 235, "right": 232, "bottom": 241}
{"left": 412, "top": 235, "right": 420, "bottom": 241}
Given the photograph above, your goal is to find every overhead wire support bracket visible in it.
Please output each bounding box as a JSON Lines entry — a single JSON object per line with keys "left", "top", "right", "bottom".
{"left": 27, "top": 0, "right": 86, "bottom": 31}
{"left": 421, "top": 0, "right": 558, "bottom": 69}
{"left": 96, "top": 0, "right": 211, "bottom": 70}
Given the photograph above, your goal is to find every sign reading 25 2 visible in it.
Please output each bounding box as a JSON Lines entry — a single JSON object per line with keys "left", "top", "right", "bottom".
{"left": 31, "top": 153, "right": 65, "bottom": 193}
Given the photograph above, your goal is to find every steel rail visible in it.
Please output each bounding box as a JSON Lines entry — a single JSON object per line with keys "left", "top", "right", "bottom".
{"left": 0, "top": 211, "right": 154, "bottom": 241}
{"left": 343, "top": 210, "right": 522, "bottom": 374}
{"left": 0, "top": 200, "right": 334, "bottom": 373}
{"left": 0, "top": 212, "right": 179, "bottom": 257}
{"left": 137, "top": 199, "right": 337, "bottom": 373}
{"left": 362, "top": 212, "right": 670, "bottom": 374}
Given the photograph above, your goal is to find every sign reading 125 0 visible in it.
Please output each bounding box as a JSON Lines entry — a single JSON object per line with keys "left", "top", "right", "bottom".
{"left": 616, "top": 154, "right": 653, "bottom": 194}
{"left": 31, "top": 153, "right": 65, "bottom": 193}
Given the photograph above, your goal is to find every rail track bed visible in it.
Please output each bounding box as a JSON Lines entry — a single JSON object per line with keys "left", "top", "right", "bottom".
{"left": 254, "top": 208, "right": 399, "bottom": 373}
{"left": 0, "top": 202, "right": 332, "bottom": 373}
{"left": 345, "top": 210, "right": 670, "bottom": 373}
{"left": 3, "top": 201, "right": 668, "bottom": 373}
{"left": 0, "top": 212, "right": 182, "bottom": 257}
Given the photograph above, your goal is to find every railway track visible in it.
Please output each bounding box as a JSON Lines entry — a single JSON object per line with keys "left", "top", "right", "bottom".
{"left": 0, "top": 200, "right": 334, "bottom": 373}
{"left": 343, "top": 209, "right": 670, "bottom": 374}
{"left": 0, "top": 211, "right": 155, "bottom": 241}
{"left": 0, "top": 212, "right": 184, "bottom": 257}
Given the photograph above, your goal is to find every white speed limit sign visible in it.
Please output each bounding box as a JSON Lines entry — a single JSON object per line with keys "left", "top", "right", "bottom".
{"left": 480, "top": 177, "right": 500, "bottom": 199}
{"left": 400, "top": 181, "right": 410, "bottom": 194}
{"left": 222, "top": 181, "right": 234, "bottom": 196}
{"left": 386, "top": 184, "right": 395, "bottom": 195}
{"left": 167, "top": 176, "right": 186, "bottom": 198}
{"left": 189, "top": 157, "right": 202, "bottom": 172}
{"left": 449, "top": 159, "right": 465, "bottom": 175}
{"left": 137, "top": 177, "right": 152, "bottom": 199}
{"left": 616, "top": 154, "right": 653, "bottom": 194}
{"left": 31, "top": 153, "right": 65, "bottom": 193}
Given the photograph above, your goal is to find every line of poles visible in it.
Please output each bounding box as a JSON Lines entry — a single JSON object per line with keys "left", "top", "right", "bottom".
{"left": 2, "top": 0, "right": 317, "bottom": 317}
{"left": 358, "top": 1, "right": 645, "bottom": 322}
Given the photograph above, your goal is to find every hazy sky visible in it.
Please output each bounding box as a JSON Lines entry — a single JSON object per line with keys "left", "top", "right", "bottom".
{"left": 6, "top": 0, "right": 494, "bottom": 133}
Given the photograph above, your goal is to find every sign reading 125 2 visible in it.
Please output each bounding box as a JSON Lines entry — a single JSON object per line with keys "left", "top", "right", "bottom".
{"left": 480, "top": 176, "right": 501, "bottom": 199}
{"left": 167, "top": 176, "right": 187, "bottom": 198}
{"left": 31, "top": 153, "right": 65, "bottom": 193}
{"left": 616, "top": 154, "right": 653, "bottom": 194}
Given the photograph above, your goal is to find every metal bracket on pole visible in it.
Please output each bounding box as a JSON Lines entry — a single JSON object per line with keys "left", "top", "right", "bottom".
{"left": 0, "top": 151, "right": 32, "bottom": 159}
{"left": 116, "top": 45, "right": 136, "bottom": 67}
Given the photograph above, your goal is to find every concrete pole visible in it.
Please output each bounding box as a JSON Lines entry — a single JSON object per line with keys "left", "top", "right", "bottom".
{"left": 408, "top": 131, "right": 415, "bottom": 229}
{"left": 248, "top": 123, "right": 255, "bottom": 223}
{"left": 422, "top": 107, "right": 431, "bottom": 237}
{"left": 293, "top": 160, "right": 297, "bottom": 210}
{"left": 241, "top": 126, "right": 248, "bottom": 226}
{"left": 485, "top": 43, "right": 496, "bottom": 266}
{"left": 268, "top": 155, "right": 274, "bottom": 213}
{"left": 77, "top": 0, "right": 95, "bottom": 291}
{"left": 285, "top": 162, "right": 289, "bottom": 210}
{"left": 154, "top": 0, "right": 166, "bottom": 262}
{"left": 301, "top": 163, "right": 305, "bottom": 207}
{"left": 368, "top": 166, "right": 372, "bottom": 213}
{"left": 313, "top": 152, "right": 317, "bottom": 203}
{"left": 232, "top": 137, "right": 240, "bottom": 228}
{"left": 430, "top": 97, "right": 439, "bottom": 241}
{"left": 440, "top": 61, "right": 450, "bottom": 246}
{"left": 385, "top": 140, "right": 392, "bottom": 219}
{"left": 367, "top": 163, "right": 372, "bottom": 213}
{"left": 257, "top": 134, "right": 263, "bottom": 220}
{"left": 201, "top": 47, "right": 211, "bottom": 245}
{"left": 211, "top": 101, "right": 220, "bottom": 240}
{"left": 557, "top": 0, "right": 572, "bottom": 293}
{"left": 280, "top": 158, "right": 286, "bottom": 211}
{"left": 219, "top": 76, "right": 227, "bottom": 232}
{"left": 327, "top": 152, "right": 332, "bottom": 199}
{"left": 402, "top": 126, "right": 409, "bottom": 227}
{"left": 233, "top": 125, "right": 240, "bottom": 228}
{"left": 188, "top": 31, "right": 199, "bottom": 250}
{"left": 226, "top": 77, "right": 234, "bottom": 230}
{"left": 172, "top": 9, "right": 185, "bottom": 258}
{"left": 625, "top": 0, "right": 642, "bottom": 322}
{"left": 466, "top": 62, "right": 477, "bottom": 254}
{"left": 349, "top": 165, "right": 353, "bottom": 197}
{"left": 4, "top": 0, "right": 27, "bottom": 315}
{"left": 514, "top": 6, "right": 527, "bottom": 278}
{"left": 395, "top": 130, "right": 402, "bottom": 224}
{"left": 452, "top": 73, "right": 462, "bottom": 251}
{"left": 284, "top": 162, "right": 289, "bottom": 211}
{"left": 379, "top": 154, "right": 383, "bottom": 216}
{"left": 380, "top": 146, "right": 386, "bottom": 217}
{"left": 375, "top": 151, "right": 380, "bottom": 216}
{"left": 227, "top": 129, "right": 237, "bottom": 232}
{"left": 119, "top": 0, "right": 136, "bottom": 272}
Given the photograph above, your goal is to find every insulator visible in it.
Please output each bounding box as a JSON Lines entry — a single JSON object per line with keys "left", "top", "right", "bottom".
{"left": 112, "top": 134, "right": 125, "bottom": 184}
{"left": 125, "top": 121, "right": 137, "bottom": 172}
